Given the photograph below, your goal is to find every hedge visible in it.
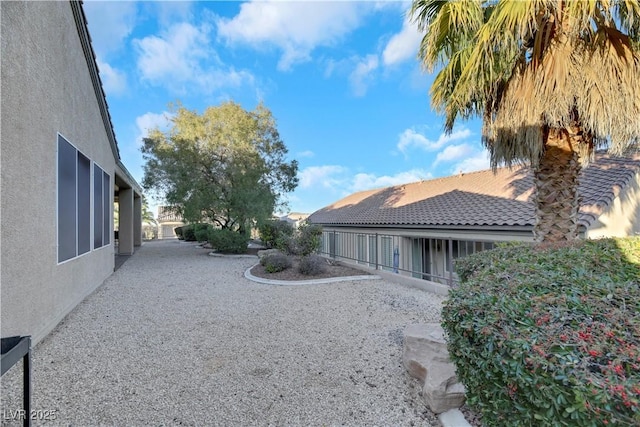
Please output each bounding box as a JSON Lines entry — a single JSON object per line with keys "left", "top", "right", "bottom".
{"left": 442, "top": 238, "right": 640, "bottom": 426}
{"left": 208, "top": 228, "right": 248, "bottom": 254}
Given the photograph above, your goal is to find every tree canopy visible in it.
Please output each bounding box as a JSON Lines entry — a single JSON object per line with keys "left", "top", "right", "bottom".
{"left": 142, "top": 101, "right": 298, "bottom": 234}
{"left": 411, "top": 0, "right": 640, "bottom": 241}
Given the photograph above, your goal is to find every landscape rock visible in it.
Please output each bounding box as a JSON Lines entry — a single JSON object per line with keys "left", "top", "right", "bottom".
{"left": 403, "top": 323, "right": 466, "bottom": 414}
{"left": 257, "top": 248, "right": 282, "bottom": 259}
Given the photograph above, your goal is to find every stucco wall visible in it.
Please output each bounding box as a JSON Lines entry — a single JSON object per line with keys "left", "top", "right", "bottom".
{"left": 586, "top": 172, "right": 640, "bottom": 239}
{"left": 1, "top": 2, "right": 116, "bottom": 343}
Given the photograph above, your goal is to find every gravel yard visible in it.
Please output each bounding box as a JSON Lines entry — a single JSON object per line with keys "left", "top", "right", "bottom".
{"left": 1, "top": 239, "right": 446, "bottom": 426}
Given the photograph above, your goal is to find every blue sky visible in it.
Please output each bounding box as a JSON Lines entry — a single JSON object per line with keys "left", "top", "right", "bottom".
{"left": 83, "top": 0, "right": 489, "bottom": 217}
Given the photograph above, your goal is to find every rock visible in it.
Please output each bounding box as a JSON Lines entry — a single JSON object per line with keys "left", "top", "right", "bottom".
{"left": 403, "top": 323, "right": 466, "bottom": 414}
{"left": 257, "top": 249, "right": 282, "bottom": 259}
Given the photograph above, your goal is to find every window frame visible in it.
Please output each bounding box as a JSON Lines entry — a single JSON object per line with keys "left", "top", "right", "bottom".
{"left": 57, "top": 133, "right": 112, "bottom": 264}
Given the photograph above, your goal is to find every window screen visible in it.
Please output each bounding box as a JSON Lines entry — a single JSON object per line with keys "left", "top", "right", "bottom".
{"left": 103, "top": 170, "right": 110, "bottom": 245}
{"left": 77, "top": 152, "right": 91, "bottom": 255}
{"left": 94, "top": 164, "right": 104, "bottom": 249}
{"left": 58, "top": 134, "right": 112, "bottom": 262}
{"left": 58, "top": 135, "right": 77, "bottom": 262}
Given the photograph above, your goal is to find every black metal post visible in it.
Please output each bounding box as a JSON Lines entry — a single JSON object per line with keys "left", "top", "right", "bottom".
{"left": 1, "top": 336, "right": 32, "bottom": 427}
{"left": 24, "top": 345, "right": 31, "bottom": 427}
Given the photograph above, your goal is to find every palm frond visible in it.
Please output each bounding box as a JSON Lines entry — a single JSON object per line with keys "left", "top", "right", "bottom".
{"left": 614, "top": 0, "right": 640, "bottom": 42}
{"left": 412, "top": 0, "right": 483, "bottom": 71}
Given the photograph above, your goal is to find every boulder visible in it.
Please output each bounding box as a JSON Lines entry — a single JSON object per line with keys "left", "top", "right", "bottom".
{"left": 257, "top": 248, "right": 282, "bottom": 259}
{"left": 403, "top": 323, "right": 466, "bottom": 414}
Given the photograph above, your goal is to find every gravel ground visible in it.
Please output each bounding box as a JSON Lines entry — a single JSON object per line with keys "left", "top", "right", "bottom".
{"left": 1, "top": 239, "right": 447, "bottom": 427}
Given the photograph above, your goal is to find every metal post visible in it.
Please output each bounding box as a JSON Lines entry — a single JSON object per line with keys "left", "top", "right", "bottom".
{"left": 24, "top": 343, "right": 31, "bottom": 427}
{"left": 448, "top": 238, "right": 454, "bottom": 287}
{"left": 375, "top": 233, "right": 379, "bottom": 270}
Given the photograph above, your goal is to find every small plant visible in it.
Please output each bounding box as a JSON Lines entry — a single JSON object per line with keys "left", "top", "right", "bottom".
{"left": 259, "top": 249, "right": 282, "bottom": 266}
{"left": 208, "top": 228, "right": 248, "bottom": 254}
{"left": 297, "top": 222, "right": 323, "bottom": 256}
{"left": 276, "top": 234, "right": 300, "bottom": 255}
{"left": 258, "top": 220, "right": 294, "bottom": 249}
{"left": 174, "top": 226, "right": 184, "bottom": 240}
{"left": 298, "top": 254, "right": 326, "bottom": 276}
{"left": 262, "top": 253, "right": 292, "bottom": 273}
{"left": 194, "top": 223, "right": 212, "bottom": 242}
{"left": 182, "top": 225, "right": 197, "bottom": 241}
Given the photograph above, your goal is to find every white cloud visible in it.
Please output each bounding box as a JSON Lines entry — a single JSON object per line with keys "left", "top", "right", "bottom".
{"left": 83, "top": 1, "right": 137, "bottom": 57}
{"left": 397, "top": 127, "right": 473, "bottom": 155}
{"left": 134, "top": 23, "right": 254, "bottom": 94}
{"left": 216, "top": 1, "right": 366, "bottom": 71}
{"left": 298, "top": 165, "right": 348, "bottom": 189}
{"left": 135, "top": 111, "right": 173, "bottom": 146}
{"left": 349, "top": 54, "right": 379, "bottom": 96}
{"left": 433, "top": 143, "right": 475, "bottom": 166}
{"left": 382, "top": 14, "right": 422, "bottom": 67}
{"left": 151, "top": 1, "right": 195, "bottom": 28}
{"left": 451, "top": 151, "right": 492, "bottom": 174}
{"left": 297, "top": 150, "right": 315, "bottom": 158}
{"left": 298, "top": 163, "right": 432, "bottom": 195}
{"left": 135, "top": 22, "right": 210, "bottom": 83}
{"left": 350, "top": 169, "right": 432, "bottom": 192}
{"left": 97, "top": 59, "right": 127, "bottom": 96}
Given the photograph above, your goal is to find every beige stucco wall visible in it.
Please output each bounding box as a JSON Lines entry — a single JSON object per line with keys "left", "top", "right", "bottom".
{"left": 1, "top": 2, "right": 116, "bottom": 343}
{"left": 158, "top": 222, "right": 184, "bottom": 239}
{"left": 585, "top": 172, "right": 640, "bottom": 239}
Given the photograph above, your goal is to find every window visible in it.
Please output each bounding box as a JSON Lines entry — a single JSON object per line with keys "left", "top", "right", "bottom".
{"left": 58, "top": 135, "right": 92, "bottom": 262}
{"left": 357, "top": 235, "right": 366, "bottom": 264}
{"left": 445, "top": 239, "right": 495, "bottom": 272}
{"left": 368, "top": 235, "right": 377, "bottom": 267}
{"left": 77, "top": 152, "right": 91, "bottom": 255}
{"left": 58, "top": 135, "right": 77, "bottom": 262}
{"left": 381, "top": 236, "right": 393, "bottom": 271}
{"left": 57, "top": 134, "right": 110, "bottom": 263}
{"left": 93, "top": 164, "right": 110, "bottom": 249}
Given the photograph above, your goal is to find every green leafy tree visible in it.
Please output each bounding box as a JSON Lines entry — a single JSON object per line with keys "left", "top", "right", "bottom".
{"left": 411, "top": 0, "right": 640, "bottom": 242}
{"left": 142, "top": 101, "right": 298, "bottom": 235}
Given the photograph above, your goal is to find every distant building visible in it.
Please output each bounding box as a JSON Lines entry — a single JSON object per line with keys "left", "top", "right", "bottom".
{"left": 157, "top": 206, "right": 185, "bottom": 239}
{"left": 309, "top": 153, "right": 640, "bottom": 287}
{"left": 278, "top": 212, "right": 310, "bottom": 228}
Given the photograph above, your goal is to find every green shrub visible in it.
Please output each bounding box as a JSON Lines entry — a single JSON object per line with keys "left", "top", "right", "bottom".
{"left": 208, "top": 228, "right": 248, "bottom": 254}
{"left": 194, "top": 223, "right": 212, "bottom": 242}
{"left": 442, "top": 238, "right": 640, "bottom": 427}
{"left": 259, "top": 249, "right": 282, "bottom": 266}
{"left": 259, "top": 220, "right": 294, "bottom": 248}
{"left": 262, "top": 253, "right": 292, "bottom": 273}
{"left": 297, "top": 222, "right": 322, "bottom": 256}
{"left": 298, "top": 254, "right": 326, "bottom": 276}
{"left": 276, "top": 234, "right": 300, "bottom": 255}
{"left": 175, "top": 226, "right": 184, "bottom": 240}
{"left": 182, "top": 225, "right": 197, "bottom": 241}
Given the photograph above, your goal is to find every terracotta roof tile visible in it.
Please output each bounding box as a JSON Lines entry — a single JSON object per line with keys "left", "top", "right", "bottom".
{"left": 308, "top": 154, "right": 640, "bottom": 229}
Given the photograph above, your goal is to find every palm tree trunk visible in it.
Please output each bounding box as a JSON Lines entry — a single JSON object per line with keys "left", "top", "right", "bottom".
{"left": 533, "top": 127, "right": 582, "bottom": 242}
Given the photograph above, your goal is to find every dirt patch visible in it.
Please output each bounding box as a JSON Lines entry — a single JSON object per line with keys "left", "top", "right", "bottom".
{"left": 249, "top": 257, "right": 372, "bottom": 281}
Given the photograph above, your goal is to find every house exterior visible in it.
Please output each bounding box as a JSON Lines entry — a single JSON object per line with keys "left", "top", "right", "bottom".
{"left": 309, "top": 154, "right": 640, "bottom": 290}
{"left": 157, "top": 206, "right": 185, "bottom": 239}
{"left": 277, "top": 212, "right": 310, "bottom": 228}
{"left": 1, "top": 1, "right": 143, "bottom": 344}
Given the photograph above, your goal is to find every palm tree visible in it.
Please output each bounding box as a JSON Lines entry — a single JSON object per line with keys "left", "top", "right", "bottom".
{"left": 142, "top": 196, "right": 157, "bottom": 226}
{"left": 411, "top": 0, "right": 640, "bottom": 242}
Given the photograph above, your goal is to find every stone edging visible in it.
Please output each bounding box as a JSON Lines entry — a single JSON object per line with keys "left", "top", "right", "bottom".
{"left": 208, "top": 252, "right": 258, "bottom": 259}
{"left": 244, "top": 264, "right": 381, "bottom": 286}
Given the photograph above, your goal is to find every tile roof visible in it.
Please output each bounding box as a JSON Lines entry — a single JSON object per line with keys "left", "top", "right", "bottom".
{"left": 308, "top": 153, "right": 640, "bottom": 229}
